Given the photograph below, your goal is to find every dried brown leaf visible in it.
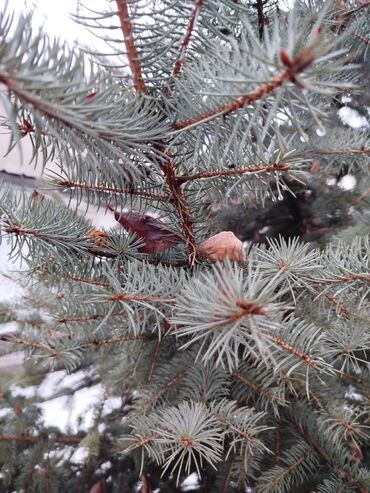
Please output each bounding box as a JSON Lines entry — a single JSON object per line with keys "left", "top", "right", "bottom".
{"left": 199, "top": 231, "right": 246, "bottom": 262}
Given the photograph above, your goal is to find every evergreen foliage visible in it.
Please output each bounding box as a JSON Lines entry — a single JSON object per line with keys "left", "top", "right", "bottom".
{"left": 0, "top": 0, "right": 369, "bottom": 491}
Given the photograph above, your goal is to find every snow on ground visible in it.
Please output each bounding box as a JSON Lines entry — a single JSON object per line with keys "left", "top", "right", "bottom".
{"left": 11, "top": 369, "right": 122, "bottom": 433}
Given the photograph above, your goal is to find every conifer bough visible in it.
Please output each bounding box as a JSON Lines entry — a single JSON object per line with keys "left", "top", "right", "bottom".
{"left": 0, "top": 1, "right": 370, "bottom": 492}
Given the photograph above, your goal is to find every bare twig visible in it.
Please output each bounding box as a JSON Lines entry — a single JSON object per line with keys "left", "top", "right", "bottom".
{"left": 177, "top": 162, "right": 290, "bottom": 184}
{"left": 115, "top": 0, "right": 147, "bottom": 94}
{"left": 172, "top": 0, "right": 204, "bottom": 78}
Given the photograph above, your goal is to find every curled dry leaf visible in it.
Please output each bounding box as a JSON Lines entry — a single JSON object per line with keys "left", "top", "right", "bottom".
{"left": 108, "top": 206, "right": 183, "bottom": 254}
{"left": 199, "top": 231, "right": 246, "bottom": 262}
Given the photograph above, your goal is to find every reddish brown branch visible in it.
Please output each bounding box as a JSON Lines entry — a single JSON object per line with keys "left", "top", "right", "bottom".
{"left": 115, "top": 0, "right": 147, "bottom": 94}
{"left": 215, "top": 415, "right": 255, "bottom": 442}
{"left": 139, "top": 474, "right": 152, "bottom": 493}
{"left": 323, "top": 292, "right": 350, "bottom": 318}
{"left": 77, "top": 335, "right": 146, "bottom": 350}
{"left": 275, "top": 430, "right": 281, "bottom": 465}
{"left": 160, "top": 152, "right": 197, "bottom": 264}
{"left": 0, "top": 434, "right": 82, "bottom": 444}
{"left": 172, "top": 0, "right": 204, "bottom": 78}
{"left": 57, "top": 310, "right": 131, "bottom": 324}
{"left": 342, "top": 0, "right": 370, "bottom": 17}
{"left": 177, "top": 162, "right": 290, "bottom": 184}
{"left": 106, "top": 292, "right": 174, "bottom": 304}
{"left": 352, "top": 32, "right": 370, "bottom": 47}
{"left": 56, "top": 179, "right": 168, "bottom": 202}
{"left": 174, "top": 46, "right": 316, "bottom": 130}
{"left": 143, "top": 369, "right": 189, "bottom": 414}
{"left": 0, "top": 73, "right": 95, "bottom": 136}
{"left": 312, "top": 285, "right": 350, "bottom": 318}
{"left": 232, "top": 372, "right": 279, "bottom": 404}
{"left": 66, "top": 275, "right": 112, "bottom": 288}
{"left": 318, "top": 147, "right": 370, "bottom": 156}
{"left": 265, "top": 332, "right": 318, "bottom": 368}
{"left": 11, "top": 337, "right": 46, "bottom": 350}
{"left": 268, "top": 448, "right": 314, "bottom": 488}
{"left": 319, "top": 273, "right": 370, "bottom": 283}
{"left": 293, "top": 375, "right": 364, "bottom": 438}
{"left": 289, "top": 419, "right": 368, "bottom": 493}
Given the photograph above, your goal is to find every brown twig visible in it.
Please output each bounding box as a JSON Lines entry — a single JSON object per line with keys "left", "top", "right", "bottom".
{"left": 77, "top": 335, "right": 146, "bottom": 350}
{"left": 142, "top": 369, "right": 189, "bottom": 414}
{"left": 317, "top": 147, "right": 370, "bottom": 156}
{"left": 115, "top": 0, "right": 147, "bottom": 94}
{"left": 267, "top": 447, "right": 315, "bottom": 489}
{"left": 174, "top": 46, "right": 316, "bottom": 130}
{"left": 0, "top": 72, "right": 97, "bottom": 136}
{"left": 177, "top": 162, "right": 290, "bottom": 184}
{"left": 289, "top": 418, "right": 368, "bottom": 493}
{"left": 323, "top": 292, "right": 350, "bottom": 318}
{"left": 66, "top": 275, "right": 112, "bottom": 288}
{"left": 342, "top": 0, "right": 370, "bottom": 18}
{"left": 0, "top": 434, "right": 82, "bottom": 444}
{"left": 105, "top": 292, "right": 174, "bottom": 304}
{"left": 56, "top": 179, "right": 169, "bottom": 202}
{"left": 255, "top": 0, "right": 267, "bottom": 40}
{"left": 316, "top": 273, "right": 370, "bottom": 283}
{"left": 265, "top": 332, "right": 318, "bottom": 368}
{"left": 160, "top": 152, "right": 197, "bottom": 264}
{"left": 172, "top": 0, "right": 204, "bottom": 78}
{"left": 275, "top": 430, "right": 281, "bottom": 465}
{"left": 352, "top": 32, "right": 370, "bottom": 47}
{"left": 232, "top": 371, "right": 281, "bottom": 404}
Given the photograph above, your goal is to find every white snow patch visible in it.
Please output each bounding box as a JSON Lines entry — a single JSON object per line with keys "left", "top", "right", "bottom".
{"left": 0, "top": 407, "right": 11, "bottom": 419}
{"left": 181, "top": 473, "right": 200, "bottom": 491}
{"left": 70, "top": 446, "right": 90, "bottom": 464}
{"left": 345, "top": 386, "right": 363, "bottom": 402}
{"left": 10, "top": 384, "right": 37, "bottom": 399}
{"left": 338, "top": 107, "right": 369, "bottom": 128}
{"left": 32, "top": 370, "right": 106, "bottom": 433}
{"left": 38, "top": 383, "right": 104, "bottom": 433}
{"left": 338, "top": 175, "right": 356, "bottom": 191}
{"left": 103, "top": 396, "right": 122, "bottom": 415}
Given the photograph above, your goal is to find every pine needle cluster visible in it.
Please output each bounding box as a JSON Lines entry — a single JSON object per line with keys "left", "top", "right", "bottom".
{"left": 0, "top": 1, "right": 369, "bottom": 491}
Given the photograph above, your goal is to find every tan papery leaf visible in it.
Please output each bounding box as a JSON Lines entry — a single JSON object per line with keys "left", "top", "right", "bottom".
{"left": 199, "top": 231, "right": 246, "bottom": 262}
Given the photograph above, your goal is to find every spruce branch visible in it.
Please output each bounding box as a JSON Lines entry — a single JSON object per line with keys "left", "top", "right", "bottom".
{"left": 115, "top": 0, "right": 147, "bottom": 94}
{"left": 172, "top": 0, "right": 204, "bottom": 79}
{"left": 159, "top": 152, "right": 197, "bottom": 264}
{"left": 54, "top": 178, "right": 169, "bottom": 202}
{"left": 177, "top": 162, "right": 290, "bottom": 184}
{"left": 317, "top": 147, "right": 370, "bottom": 156}
{"left": 352, "top": 32, "right": 370, "bottom": 47}
{"left": 0, "top": 434, "right": 83, "bottom": 444}
{"left": 255, "top": 443, "right": 318, "bottom": 493}
{"left": 151, "top": 401, "right": 224, "bottom": 483}
{"left": 0, "top": 1, "right": 369, "bottom": 490}
{"left": 287, "top": 415, "right": 370, "bottom": 493}
{"left": 342, "top": 0, "right": 370, "bottom": 18}
{"left": 174, "top": 44, "right": 317, "bottom": 130}
{"left": 231, "top": 371, "right": 286, "bottom": 409}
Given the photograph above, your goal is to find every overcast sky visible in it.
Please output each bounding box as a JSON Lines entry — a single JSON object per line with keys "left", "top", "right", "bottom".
{"left": 13, "top": 0, "right": 107, "bottom": 48}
